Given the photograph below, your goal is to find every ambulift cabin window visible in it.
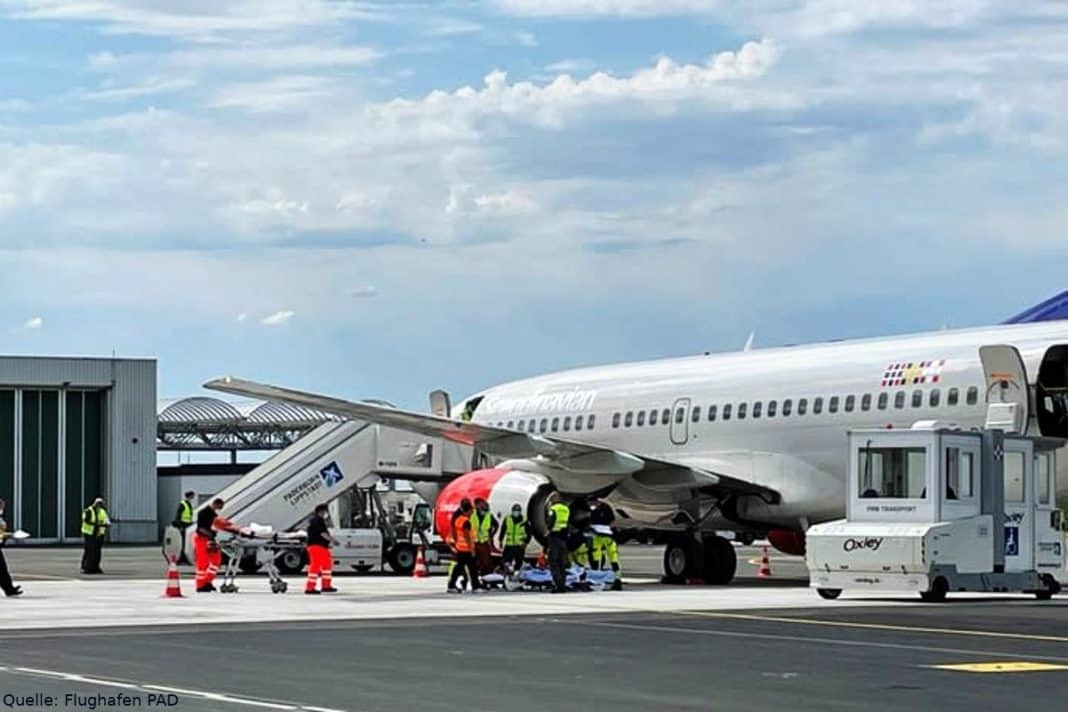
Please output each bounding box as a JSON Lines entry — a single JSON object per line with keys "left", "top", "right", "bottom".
{"left": 858, "top": 447, "right": 928, "bottom": 499}
{"left": 1004, "top": 451, "right": 1025, "bottom": 503}
{"left": 945, "top": 447, "right": 974, "bottom": 499}
{"left": 1036, "top": 454, "right": 1052, "bottom": 505}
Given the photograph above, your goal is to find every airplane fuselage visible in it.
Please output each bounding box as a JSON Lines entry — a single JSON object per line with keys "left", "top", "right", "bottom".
{"left": 467, "top": 321, "right": 1068, "bottom": 532}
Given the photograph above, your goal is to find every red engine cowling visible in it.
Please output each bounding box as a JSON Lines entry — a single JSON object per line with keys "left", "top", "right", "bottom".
{"left": 434, "top": 467, "right": 553, "bottom": 545}
{"left": 767, "top": 529, "right": 806, "bottom": 556}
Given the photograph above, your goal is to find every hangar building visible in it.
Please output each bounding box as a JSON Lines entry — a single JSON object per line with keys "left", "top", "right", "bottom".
{"left": 0, "top": 356, "right": 156, "bottom": 543}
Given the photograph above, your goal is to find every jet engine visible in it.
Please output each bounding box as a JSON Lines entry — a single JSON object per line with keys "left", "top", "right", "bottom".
{"left": 433, "top": 467, "right": 555, "bottom": 543}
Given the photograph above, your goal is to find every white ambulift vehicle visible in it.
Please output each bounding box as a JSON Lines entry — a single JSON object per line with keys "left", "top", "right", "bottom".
{"left": 806, "top": 425, "right": 1064, "bottom": 602}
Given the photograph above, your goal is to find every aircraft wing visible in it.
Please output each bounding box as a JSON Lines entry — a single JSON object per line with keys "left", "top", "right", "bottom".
{"left": 203, "top": 377, "right": 780, "bottom": 504}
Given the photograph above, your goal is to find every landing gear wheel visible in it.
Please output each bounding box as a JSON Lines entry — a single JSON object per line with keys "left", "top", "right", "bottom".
{"left": 662, "top": 541, "right": 695, "bottom": 584}
{"left": 919, "top": 577, "right": 948, "bottom": 603}
{"left": 701, "top": 536, "right": 737, "bottom": 585}
{"left": 388, "top": 543, "right": 416, "bottom": 575}
{"left": 817, "top": 588, "right": 842, "bottom": 600}
{"left": 275, "top": 549, "right": 307, "bottom": 575}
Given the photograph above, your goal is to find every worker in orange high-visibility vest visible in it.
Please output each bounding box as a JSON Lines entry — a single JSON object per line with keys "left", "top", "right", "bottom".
{"left": 194, "top": 498, "right": 240, "bottom": 593}
{"left": 305, "top": 503, "right": 339, "bottom": 595}
{"left": 446, "top": 498, "right": 482, "bottom": 593}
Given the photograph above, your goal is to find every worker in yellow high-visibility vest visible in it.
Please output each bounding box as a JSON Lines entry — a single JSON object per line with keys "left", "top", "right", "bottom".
{"left": 497, "top": 504, "right": 530, "bottom": 573}
{"left": 80, "top": 497, "right": 110, "bottom": 575}
{"left": 173, "top": 490, "right": 196, "bottom": 565}
{"left": 545, "top": 493, "right": 570, "bottom": 593}
{"left": 469, "top": 498, "right": 498, "bottom": 575}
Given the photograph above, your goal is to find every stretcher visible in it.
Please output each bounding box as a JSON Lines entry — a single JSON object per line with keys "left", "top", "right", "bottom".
{"left": 485, "top": 564, "right": 617, "bottom": 592}
{"left": 216, "top": 526, "right": 307, "bottom": 594}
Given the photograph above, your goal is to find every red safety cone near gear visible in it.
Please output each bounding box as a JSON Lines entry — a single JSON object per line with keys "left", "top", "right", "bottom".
{"left": 757, "top": 546, "right": 772, "bottom": 579}
{"left": 413, "top": 546, "right": 428, "bottom": 579}
{"left": 163, "top": 555, "right": 184, "bottom": 598}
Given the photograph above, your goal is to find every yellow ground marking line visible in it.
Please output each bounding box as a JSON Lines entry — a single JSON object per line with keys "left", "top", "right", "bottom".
{"left": 674, "top": 611, "right": 1068, "bottom": 644}
{"left": 928, "top": 661, "right": 1068, "bottom": 673}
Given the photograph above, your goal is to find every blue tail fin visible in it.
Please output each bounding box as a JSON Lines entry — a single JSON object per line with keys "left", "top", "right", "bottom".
{"left": 1003, "top": 290, "right": 1068, "bottom": 324}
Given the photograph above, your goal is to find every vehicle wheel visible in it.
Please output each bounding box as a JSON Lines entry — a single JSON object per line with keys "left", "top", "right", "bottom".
{"left": 702, "top": 536, "right": 737, "bottom": 585}
{"left": 275, "top": 549, "right": 307, "bottom": 575}
{"left": 662, "top": 540, "right": 695, "bottom": 584}
{"left": 1037, "top": 574, "right": 1061, "bottom": 599}
{"left": 352, "top": 564, "right": 374, "bottom": 574}
{"left": 817, "top": 588, "right": 842, "bottom": 600}
{"left": 388, "top": 543, "right": 416, "bottom": 575}
{"left": 919, "top": 577, "right": 948, "bottom": 603}
{"left": 239, "top": 555, "right": 261, "bottom": 575}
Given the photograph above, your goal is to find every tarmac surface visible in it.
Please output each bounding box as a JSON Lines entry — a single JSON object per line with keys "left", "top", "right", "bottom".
{"left": 0, "top": 545, "right": 1064, "bottom": 711}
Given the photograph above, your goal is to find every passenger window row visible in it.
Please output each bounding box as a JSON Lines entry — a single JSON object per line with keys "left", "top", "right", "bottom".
{"left": 496, "top": 414, "right": 597, "bottom": 434}
{"left": 606, "top": 386, "right": 981, "bottom": 429}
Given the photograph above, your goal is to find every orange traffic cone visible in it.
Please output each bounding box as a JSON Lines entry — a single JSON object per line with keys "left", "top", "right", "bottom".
{"left": 757, "top": 546, "right": 772, "bottom": 578}
{"left": 412, "top": 546, "right": 428, "bottom": 578}
{"left": 163, "top": 555, "right": 184, "bottom": 598}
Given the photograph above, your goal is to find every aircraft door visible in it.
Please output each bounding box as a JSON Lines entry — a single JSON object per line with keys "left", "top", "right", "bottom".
{"left": 979, "top": 345, "right": 1030, "bottom": 434}
{"left": 670, "top": 397, "right": 691, "bottom": 445}
{"left": 1002, "top": 440, "right": 1035, "bottom": 572}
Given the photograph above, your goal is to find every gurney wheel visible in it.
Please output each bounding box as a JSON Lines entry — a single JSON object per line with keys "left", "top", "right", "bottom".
{"left": 279, "top": 581, "right": 288, "bottom": 593}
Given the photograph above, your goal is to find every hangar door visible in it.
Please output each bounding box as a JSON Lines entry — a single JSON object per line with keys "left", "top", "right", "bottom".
{"left": 0, "top": 390, "right": 105, "bottom": 542}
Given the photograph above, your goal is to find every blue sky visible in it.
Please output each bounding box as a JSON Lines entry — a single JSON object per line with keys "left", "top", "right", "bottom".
{"left": 1, "top": 1, "right": 1067, "bottom": 409}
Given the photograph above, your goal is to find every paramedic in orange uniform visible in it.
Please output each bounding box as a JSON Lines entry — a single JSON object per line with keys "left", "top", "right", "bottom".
{"left": 194, "top": 498, "right": 239, "bottom": 593}
{"left": 305, "top": 503, "right": 339, "bottom": 594}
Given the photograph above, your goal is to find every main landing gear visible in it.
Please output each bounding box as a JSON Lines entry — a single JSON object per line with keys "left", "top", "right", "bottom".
{"left": 662, "top": 534, "right": 737, "bottom": 585}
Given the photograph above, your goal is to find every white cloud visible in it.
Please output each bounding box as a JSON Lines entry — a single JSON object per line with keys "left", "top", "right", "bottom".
{"left": 351, "top": 285, "right": 378, "bottom": 298}
{"left": 493, "top": 0, "right": 724, "bottom": 17}
{"left": 23, "top": 316, "right": 42, "bottom": 329}
{"left": 0, "top": 192, "right": 15, "bottom": 212}
{"left": 545, "top": 59, "right": 595, "bottom": 74}
{"left": 260, "top": 310, "right": 294, "bottom": 326}
{"left": 1, "top": 0, "right": 382, "bottom": 40}
{"left": 79, "top": 77, "right": 196, "bottom": 102}
{"left": 90, "top": 45, "right": 380, "bottom": 73}
{"left": 236, "top": 312, "right": 247, "bottom": 322}
{"left": 210, "top": 75, "right": 336, "bottom": 112}
{"left": 516, "top": 31, "right": 538, "bottom": 47}
{"left": 377, "top": 39, "right": 784, "bottom": 129}
{"left": 424, "top": 18, "right": 483, "bottom": 37}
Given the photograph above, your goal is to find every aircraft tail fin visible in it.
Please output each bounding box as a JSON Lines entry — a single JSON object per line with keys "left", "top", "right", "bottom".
{"left": 1002, "top": 289, "right": 1068, "bottom": 324}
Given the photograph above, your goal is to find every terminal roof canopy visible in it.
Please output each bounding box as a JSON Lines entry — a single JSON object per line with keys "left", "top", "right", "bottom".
{"left": 157, "top": 396, "right": 342, "bottom": 450}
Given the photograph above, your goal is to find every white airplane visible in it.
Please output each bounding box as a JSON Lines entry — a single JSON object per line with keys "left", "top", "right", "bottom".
{"left": 205, "top": 290, "right": 1068, "bottom": 585}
